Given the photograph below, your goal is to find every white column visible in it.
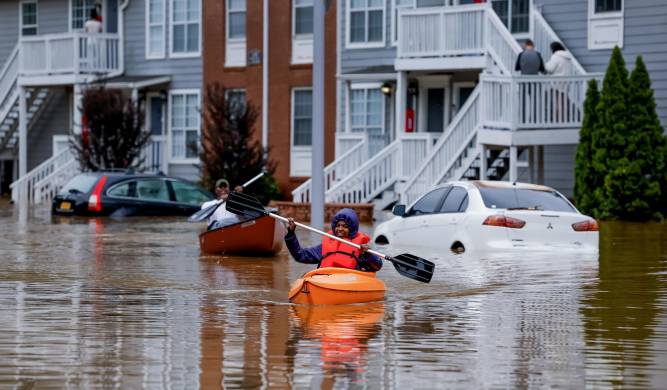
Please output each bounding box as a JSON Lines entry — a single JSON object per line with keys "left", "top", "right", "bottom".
{"left": 395, "top": 71, "right": 407, "bottom": 140}
{"left": 509, "top": 145, "right": 518, "bottom": 183}
{"left": 18, "top": 86, "right": 27, "bottom": 177}
{"left": 73, "top": 84, "right": 83, "bottom": 135}
{"left": 479, "top": 144, "right": 487, "bottom": 180}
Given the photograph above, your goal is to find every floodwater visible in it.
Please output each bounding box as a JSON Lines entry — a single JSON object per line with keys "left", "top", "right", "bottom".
{"left": 0, "top": 202, "right": 666, "bottom": 389}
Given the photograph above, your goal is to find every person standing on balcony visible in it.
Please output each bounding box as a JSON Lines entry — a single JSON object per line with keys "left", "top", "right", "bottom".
{"left": 84, "top": 9, "right": 103, "bottom": 71}
{"left": 515, "top": 39, "right": 545, "bottom": 75}
{"left": 545, "top": 42, "right": 574, "bottom": 76}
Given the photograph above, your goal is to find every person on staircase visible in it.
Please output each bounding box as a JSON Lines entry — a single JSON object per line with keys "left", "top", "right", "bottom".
{"left": 284, "top": 208, "right": 383, "bottom": 272}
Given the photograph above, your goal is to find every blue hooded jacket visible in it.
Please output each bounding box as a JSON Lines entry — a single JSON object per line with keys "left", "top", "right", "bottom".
{"left": 284, "top": 208, "right": 383, "bottom": 272}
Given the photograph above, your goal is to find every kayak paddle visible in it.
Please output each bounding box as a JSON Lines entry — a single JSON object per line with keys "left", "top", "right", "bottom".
{"left": 188, "top": 171, "right": 266, "bottom": 223}
{"left": 226, "top": 191, "right": 435, "bottom": 283}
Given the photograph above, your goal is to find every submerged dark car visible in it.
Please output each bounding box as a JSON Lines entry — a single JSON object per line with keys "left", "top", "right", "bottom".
{"left": 52, "top": 172, "right": 214, "bottom": 216}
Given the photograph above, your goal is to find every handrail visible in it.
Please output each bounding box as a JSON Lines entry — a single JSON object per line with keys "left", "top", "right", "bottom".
{"left": 485, "top": 7, "right": 522, "bottom": 74}
{"left": 291, "top": 133, "right": 368, "bottom": 203}
{"left": 33, "top": 158, "right": 79, "bottom": 204}
{"left": 0, "top": 45, "right": 19, "bottom": 118}
{"left": 400, "top": 86, "right": 481, "bottom": 206}
{"left": 532, "top": 8, "right": 586, "bottom": 75}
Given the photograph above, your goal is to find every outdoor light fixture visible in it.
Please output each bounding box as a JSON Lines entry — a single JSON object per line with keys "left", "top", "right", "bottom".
{"left": 381, "top": 83, "right": 392, "bottom": 95}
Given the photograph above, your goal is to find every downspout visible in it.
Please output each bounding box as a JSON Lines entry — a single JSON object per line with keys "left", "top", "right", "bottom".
{"left": 262, "top": 0, "right": 269, "bottom": 152}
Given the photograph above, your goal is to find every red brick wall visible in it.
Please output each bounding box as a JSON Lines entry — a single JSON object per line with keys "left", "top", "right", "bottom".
{"left": 203, "top": 0, "right": 337, "bottom": 198}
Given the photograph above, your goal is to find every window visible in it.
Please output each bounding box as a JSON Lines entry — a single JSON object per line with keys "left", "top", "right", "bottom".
{"left": 226, "top": 89, "right": 246, "bottom": 110}
{"left": 71, "top": 0, "right": 96, "bottom": 30}
{"left": 391, "top": 0, "right": 414, "bottom": 46}
{"left": 409, "top": 187, "right": 448, "bottom": 216}
{"left": 347, "top": 0, "right": 385, "bottom": 47}
{"left": 294, "top": 0, "right": 313, "bottom": 35}
{"left": 595, "top": 0, "right": 621, "bottom": 13}
{"left": 588, "top": 0, "right": 623, "bottom": 49}
{"left": 439, "top": 187, "right": 468, "bottom": 213}
{"left": 171, "top": 181, "right": 211, "bottom": 205}
{"left": 107, "top": 181, "right": 135, "bottom": 198}
{"left": 146, "top": 0, "right": 166, "bottom": 58}
{"left": 491, "top": 0, "right": 530, "bottom": 35}
{"left": 171, "top": 0, "right": 200, "bottom": 55}
{"left": 478, "top": 188, "right": 576, "bottom": 212}
{"left": 292, "top": 89, "right": 313, "bottom": 146}
{"left": 59, "top": 174, "right": 99, "bottom": 195}
{"left": 350, "top": 86, "right": 384, "bottom": 153}
{"left": 20, "top": 1, "right": 38, "bottom": 36}
{"left": 136, "top": 180, "right": 170, "bottom": 201}
{"left": 170, "top": 91, "right": 200, "bottom": 160}
{"left": 227, "top": 0, "right": 246, "bottom": 39}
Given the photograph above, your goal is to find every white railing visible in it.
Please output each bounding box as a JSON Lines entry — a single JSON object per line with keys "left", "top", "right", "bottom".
{"left": 0, "top": 45, "right": 19, "bottom": 125}
{"left": 33, "top": 158, "right": 79, "bottom": 204}
{"left": 292, "top": 133, "right": 368, "bottom": 203}
{"left": 19, "top": 33, "right": 121, "bottom": 76}
{"left": 326, "top": 140, "right": 401, "bottom": 204}
{"left": 481, "top": 74, "right": 603, "bottom": 130}
{"left": 398, "top": 4, "right": 486, "bottom": 59}
{"left": 10, "top": 147, "right": 74, "bottom": 204}
{"left": 485, "top": 7, "right": 522, "bottom": 74}
{"left": 532, "top": 8, "right": 586, "bottom": 75}
{"left": 141, "top": 135, "right": 167, "bottom": 173}
{"left": 324, "top": 133, "right": 436, "bottom": 204}
{"left": 401, "top": 86, "right": 481, "bottom": 206}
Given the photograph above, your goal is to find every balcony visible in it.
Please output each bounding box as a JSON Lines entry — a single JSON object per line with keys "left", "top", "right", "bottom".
{"left": 18, "top": 33, "right": 121, "bottom": 85}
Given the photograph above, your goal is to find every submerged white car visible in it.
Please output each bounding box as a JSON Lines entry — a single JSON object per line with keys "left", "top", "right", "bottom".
{"left": 373, "top": 181, "right": 599, "bottom": 253}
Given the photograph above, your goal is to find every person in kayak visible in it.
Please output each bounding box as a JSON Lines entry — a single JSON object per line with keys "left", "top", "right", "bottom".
{"left": 284, "top": 208, "right": 383, "bottom": 272}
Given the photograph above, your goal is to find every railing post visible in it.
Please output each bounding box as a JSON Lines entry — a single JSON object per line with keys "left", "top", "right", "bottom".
{"left": 510, "top": 76, "right": 518, "bottom": 130}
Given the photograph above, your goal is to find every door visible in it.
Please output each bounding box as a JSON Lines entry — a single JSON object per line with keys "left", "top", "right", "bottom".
{"left": 426, "top": 88, "right": 445, "bottom": 133}
{"left": 426, "top": 186, "right": 469, "bottom": 245}
{"left": 169, "top": 180, "right": 213, "bottom": 214}
{"left": 453, "top": 83, "right": 476, "bottom": 117}
{"left": 135, "top": 178, "right": 174, "bottom": 215}
{"left": 392, "top": 187, "right": 450, "bottom": 249}
{"left": 147, "top": 95, "right": 165, "bottom": 171}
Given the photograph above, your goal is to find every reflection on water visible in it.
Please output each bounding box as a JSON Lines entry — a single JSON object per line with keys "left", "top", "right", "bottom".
{"left": 0, "top": 203, "right": 666, "bottom": 388}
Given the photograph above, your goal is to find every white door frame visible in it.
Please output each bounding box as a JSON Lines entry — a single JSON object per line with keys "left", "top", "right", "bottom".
{"left": 452, "top": 81, "right": 476, "bottom": 117}
{"left": 417, "top": 75, "right": 451, "bottom": 133}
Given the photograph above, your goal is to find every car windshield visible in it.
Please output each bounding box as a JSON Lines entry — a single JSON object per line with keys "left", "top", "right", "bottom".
{"left": 59, "top": 174, "right": 100, "bottom": 195}
{"left": 478, "top": 187, "right": 576, "bottom": 212}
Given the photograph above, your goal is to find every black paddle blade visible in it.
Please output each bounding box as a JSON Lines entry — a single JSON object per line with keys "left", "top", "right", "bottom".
{"left": 389, "top": 253, "right": 435, "bottom": 283}
{"left": 188, "top": 202, "right": 220, "bottom": 222}
{"left": 227, "top": 191, "right": 268, "bottom": 219}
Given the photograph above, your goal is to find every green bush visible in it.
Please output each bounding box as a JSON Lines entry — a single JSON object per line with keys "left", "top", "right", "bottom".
{"left": 575, "top": 47, "right": 667, "bottom": 221}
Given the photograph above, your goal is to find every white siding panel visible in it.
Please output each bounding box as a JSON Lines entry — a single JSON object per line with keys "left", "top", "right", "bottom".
{"left": 39, "top": 0, "right": 69, "bottom": 34}
{"left": 543, "top": 144, "right": 576, "bottom": 198}
{"left": 27, "top": 88, "right": 70, "bottom": 170}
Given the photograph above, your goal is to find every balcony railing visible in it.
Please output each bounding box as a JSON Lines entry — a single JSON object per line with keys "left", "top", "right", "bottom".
{"left": 19, "top": 33, "right": 121, "bottom": 77}
{"left": 481, "top": 74, "right": 603, "bottom": 130}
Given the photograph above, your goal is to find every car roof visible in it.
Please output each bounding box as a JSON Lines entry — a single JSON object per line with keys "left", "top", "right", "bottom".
{"left": 434, "top": 180, "right": 556, "bottom": 192}
{"left": 74, "top": 171, "right": 194, "bottom": 183}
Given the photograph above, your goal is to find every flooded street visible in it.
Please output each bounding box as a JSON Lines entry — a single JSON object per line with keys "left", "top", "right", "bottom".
{"left": 1, "top": 202, "right": 666, "bottom": 389}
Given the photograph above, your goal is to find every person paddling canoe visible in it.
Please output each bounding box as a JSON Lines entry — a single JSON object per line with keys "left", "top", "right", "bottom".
{"left": 200, "top": 179, "right": 240, "bottom": 230}
{"left": 285, "top": 208, "right": 383, "bottom": 272}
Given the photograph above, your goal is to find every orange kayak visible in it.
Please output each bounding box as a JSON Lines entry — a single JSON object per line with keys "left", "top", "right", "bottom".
{"left": 288, "top": 267, "right": 386, "bottom": 305}
{"left": 199, "top": 215, "right": 285, "bottom": 256}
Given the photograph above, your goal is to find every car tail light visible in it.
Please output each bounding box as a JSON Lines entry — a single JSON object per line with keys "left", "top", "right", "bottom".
{"left": 572, "top": 219, "right": 599, "bottom": 232}
{"left": 88, "top": 176, "right": 108, "bottom": 212}
{"left": 483, "top": 215, "right": 526, "bottom": 229}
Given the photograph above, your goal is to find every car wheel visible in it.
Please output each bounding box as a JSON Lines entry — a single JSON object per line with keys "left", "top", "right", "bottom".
{"left": 451, "top": 241, "right": 465, "bottom": 254}
{"left": 374, "top": 235, "right": 389, "bottom": 245}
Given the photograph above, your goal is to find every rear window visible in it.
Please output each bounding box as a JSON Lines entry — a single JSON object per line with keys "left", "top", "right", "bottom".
{"left": 59, "top": 174, "right": 100, "bottom": 195}
{"left": 479, "top": 188, "right": 576, "bottom": 212}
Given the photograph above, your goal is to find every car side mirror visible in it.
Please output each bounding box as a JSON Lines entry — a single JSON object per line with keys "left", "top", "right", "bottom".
{"left": 392, "top": 204, "right": 406, "bottom": 217}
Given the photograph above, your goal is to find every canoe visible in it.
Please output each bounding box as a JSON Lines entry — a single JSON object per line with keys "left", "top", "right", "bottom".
{"left": 288, "top": 267, "right": 386, "bottom": 305}
{"left": 199, "top": 215, "right": 285, "bottom": 255}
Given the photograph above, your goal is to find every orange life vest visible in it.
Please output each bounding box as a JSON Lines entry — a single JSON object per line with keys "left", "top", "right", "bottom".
{"left": 320, "top": 231, "right": 370, "bottom": 269}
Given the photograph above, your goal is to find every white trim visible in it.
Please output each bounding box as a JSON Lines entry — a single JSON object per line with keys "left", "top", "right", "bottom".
{"left": 290, "top": 87, "right": 313, "bottom": 177}
{"left": 587, "top": 0, "right": 624, "bottom": 50}
{"left": 168, "top": 0, "right": 202, "bottom": 58}
{"left": 345, "top": 0, "right": 386, "bottom": 50}
{"left": 452, "top": 81, "right": 476, "bottom": 116}
{"left": 19, "top": 0, "right": 39, "bottom": 37}
{"left": 225, "top": 0, "right": 247, "bottom": 66}
{"left": 146, "top": 92, "right": 165, "bottom": 135}
{"left": 350, "top": 82, "right": 383, "bottom": 90}
{"left": 417, "top": 75, "right": 451, "bottom": 133}
{"left": 145, "top": 0, "right": 166, "bottom": 59}
{"left": 391, "top": 0, "right": 414, "bottom": 47}
{"left": 168, "top": 89, "right": 201, "bottom": 163}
